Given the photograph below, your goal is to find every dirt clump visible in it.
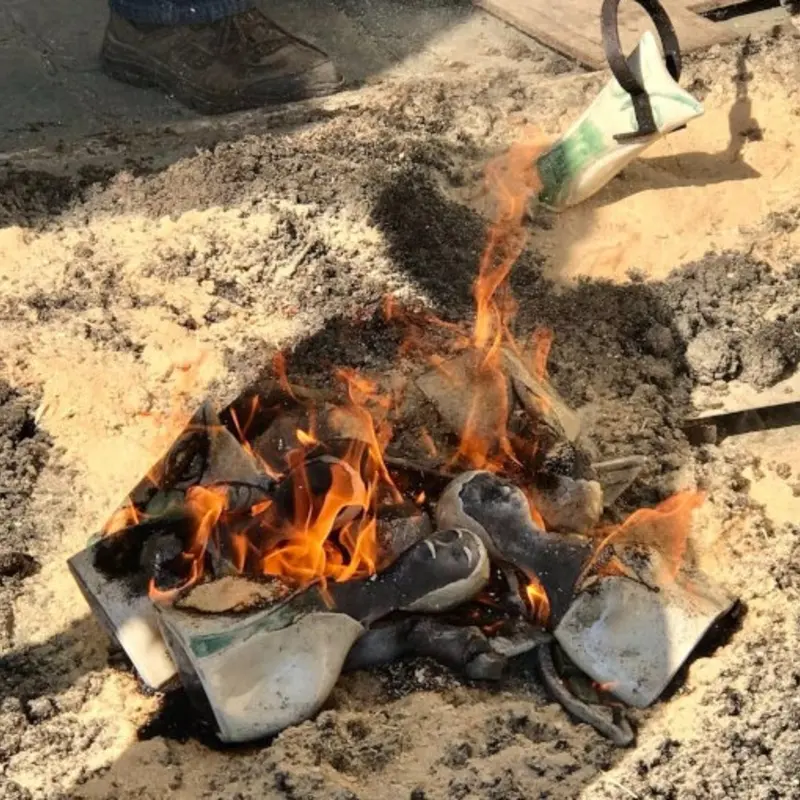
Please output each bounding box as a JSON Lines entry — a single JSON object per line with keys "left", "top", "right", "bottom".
{"left": 658, "top": 253, "right": 800, "bottom": 391}
{"left": 0, "top": 380, "right": 50, "bottom": 651}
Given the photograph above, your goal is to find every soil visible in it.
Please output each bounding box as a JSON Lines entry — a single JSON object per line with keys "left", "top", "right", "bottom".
{"left": 1, "top": 23, "right": 800, "bottom": 800}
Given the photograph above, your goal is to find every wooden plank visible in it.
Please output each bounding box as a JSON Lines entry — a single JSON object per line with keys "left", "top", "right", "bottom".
{"left": 475, "top": 0, "right": 744, "bottom": 70}
{"left": 687, "top": 0, "right": 753, "bottom": 13}
{"left": 476, "top": 0, "right": 607, "bottom": 68}
{"left": 683, "top": 400, "right": 800, "bottom": 446}
{"left": 558, "top": 0, "right": 730, "bottom": 53}
{"left": 690, "top": 372, "right": 800, "bottom": 421}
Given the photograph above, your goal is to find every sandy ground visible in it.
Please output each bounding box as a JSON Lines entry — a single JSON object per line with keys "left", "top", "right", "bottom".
{"left": 1, "top": 17, "right": 800, "bottom": 800}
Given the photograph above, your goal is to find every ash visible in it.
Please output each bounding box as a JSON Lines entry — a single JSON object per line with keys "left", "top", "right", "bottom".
{"left": 0, "top": 381, "right": 50, "bottom": 653}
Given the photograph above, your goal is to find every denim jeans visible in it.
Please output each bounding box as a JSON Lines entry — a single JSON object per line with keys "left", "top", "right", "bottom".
{"left": 110, "top": 0, "right": 256, "bottom": 25}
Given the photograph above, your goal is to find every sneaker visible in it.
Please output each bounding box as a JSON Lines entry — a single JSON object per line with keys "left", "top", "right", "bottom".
{"left": 100, "top": 8, "right": 344, "bottom": 114}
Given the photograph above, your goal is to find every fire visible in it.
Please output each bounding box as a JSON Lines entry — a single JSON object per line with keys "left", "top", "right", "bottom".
{"left": 259, "top": 449, "right": 378, "bottom": 585}
{"left": 374, "top": 135, "right": 552, "bottom": 482}
{"left": 273, "top": 351, "right": 295, "bottom": 399}
{"left": 149, "top": 484, "right": 228, "bottom": 601}
{"left": 448, "top": 352, "right": 515, "bottom": 472}
{"left": 334, "top": 368, "right": 401, "bottom": 503}
{"left": 102, "top": 501, "right": 142, "bottom": 535}
{"left": 529, "top": 327, "right": 553, "bottom": 383}
{"left": 525, "top": 576, "right": 551, "bottom": 626}
{"left": 453, "top": 139, "right": 545, "bottom": 472}
{"left": 144, "top": 136, "right": 548, "bottom": 597}
{"left": 122, "top": 128, "right": 702, "bottom": 615}
{"left": 522, "top": 488, "right": 547, "bottom": 530}
{"left": 472, "top": 138, "right": 544, "bottom": 353}
{"left": 140, "top": 352, "right": 403, "bottom": 601}
{"left": 296, "top": 428, "right": 318, "bottom": 447}
{"left": 585, "top": 490, "right": 706, "bottom": 584}
{"left": 420, "top": 428, "right": 438, "bottom": 458}
{"left": 229, "top": 398, "right": 282, "bottom": 479}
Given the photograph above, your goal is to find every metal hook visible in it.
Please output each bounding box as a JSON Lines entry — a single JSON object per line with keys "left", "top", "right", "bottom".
{"left": 601, "top": 0, "right": 683, "bottom": 142}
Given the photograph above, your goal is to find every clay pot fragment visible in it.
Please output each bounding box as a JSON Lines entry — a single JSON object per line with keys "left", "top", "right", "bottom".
{"left": 328, "top": 528, "right": 490, "bottom": 624}
{"left": 68, "top": 518, "right": 184, "bottom": 690}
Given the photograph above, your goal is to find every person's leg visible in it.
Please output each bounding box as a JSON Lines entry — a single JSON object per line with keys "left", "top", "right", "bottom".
{"left": 108, "top": 0, "right": 254, "bottom": 26}
{"left": 101, "top": 1, "right": 343, "bottom": 114}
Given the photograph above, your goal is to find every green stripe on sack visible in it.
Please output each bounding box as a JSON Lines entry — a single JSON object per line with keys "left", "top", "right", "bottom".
{"left": 537, "top": 118, "right": 605, "bottom": 208}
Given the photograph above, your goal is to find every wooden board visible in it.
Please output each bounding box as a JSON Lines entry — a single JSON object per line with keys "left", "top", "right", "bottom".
{"left": 690, "top": 372, "right": 800, "bottom": 421}
{"left": 475, "top": 0, "right": 757, "bottom": 70}
{"left": 687, "top": 0, "right": 754, "bottom": 13}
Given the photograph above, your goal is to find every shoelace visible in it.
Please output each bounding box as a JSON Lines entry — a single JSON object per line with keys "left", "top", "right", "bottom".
{"left": 222, "top": 10, "right": 288, "bottom": 58}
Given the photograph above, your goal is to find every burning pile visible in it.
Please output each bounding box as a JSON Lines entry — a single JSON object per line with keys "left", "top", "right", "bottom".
{"left": 68, "top": 141, "right": 736, "bottom": 747}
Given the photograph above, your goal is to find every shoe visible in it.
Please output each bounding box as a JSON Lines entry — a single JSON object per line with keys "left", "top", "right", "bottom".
{"left": 436, "top": 470, "right": 593, "bottom": 626}
{"left": 328, "top": 529, "right": 491, "bottom": 624}
{"left": 100, "top": 8, "right": 344, "bottom": 114}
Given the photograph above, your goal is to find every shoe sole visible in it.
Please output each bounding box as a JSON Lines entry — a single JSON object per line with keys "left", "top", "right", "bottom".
{"left": 100, "top": 34, "right": 344, "bottom": 115}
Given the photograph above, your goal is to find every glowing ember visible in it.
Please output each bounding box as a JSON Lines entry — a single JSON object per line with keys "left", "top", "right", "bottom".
{"left": 296, "top": 428, "right": 318, "bottom": 447}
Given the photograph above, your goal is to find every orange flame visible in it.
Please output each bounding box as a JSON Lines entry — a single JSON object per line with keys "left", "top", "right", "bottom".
{"left": 143, "top": 359, "right": 404, "bottom": 600}
{"left": 136, "top": 132, "right": 589, "bottom": 606}
{"left": 472, "top": 137, "right": 545, "bottom": 353}
{"left": 248, "top": 366, "right": 401, "bottom": 589}
{"left": 525, "top": 576, "right": 551, "bottom": 627}
{"left": 273, "top": 352, "right": 295, "bottom": 399}
{"left": 335, "top": 368, "right": 401, "bottom": 504}
{"left": 102, "top": 501, "right": 142, "bottom": 535}
{"left": 258, "top": 447, "right": 378, "bottom": 586}
{"left": 450, "top": 355, "right": 516, "bottom": 471}
{"left": 420, "top": 428, "right": 438, "bottom": 458}
{"left": 450, "top": 136, "right": 547, "bottom": 473}
{"left": 522, "top": 487, "right": 546, "bottom": 531}
{"left": 229, "top": 399, "right": 282, "bottom": 480}
{"left": 529, "top": 327, "right": 553, "bottom": 383}
{"left": 586, "top": 490, "right": 706, "bottom": 584}
{"left": 149, "top": 484, "right": 228, "bottom": 602}
{"left": 296, "top": 428, "right": 318, "bottom": 447}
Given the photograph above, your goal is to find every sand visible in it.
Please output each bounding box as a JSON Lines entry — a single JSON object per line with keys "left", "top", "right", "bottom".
{"left": 1, "top": 23, "right": 800, "bottom": 800}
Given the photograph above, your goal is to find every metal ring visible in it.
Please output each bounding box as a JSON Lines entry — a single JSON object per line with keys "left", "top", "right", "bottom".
{"left": 602, "top": 0, "right": 682, "bottom": 87}
{"left": 601, "top": 0, "right": 683, "bottom": 140}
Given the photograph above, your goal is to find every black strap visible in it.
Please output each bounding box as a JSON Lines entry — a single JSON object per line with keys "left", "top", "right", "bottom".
{"left": 601, "top": 0, "right": 683, "bottom": 141}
